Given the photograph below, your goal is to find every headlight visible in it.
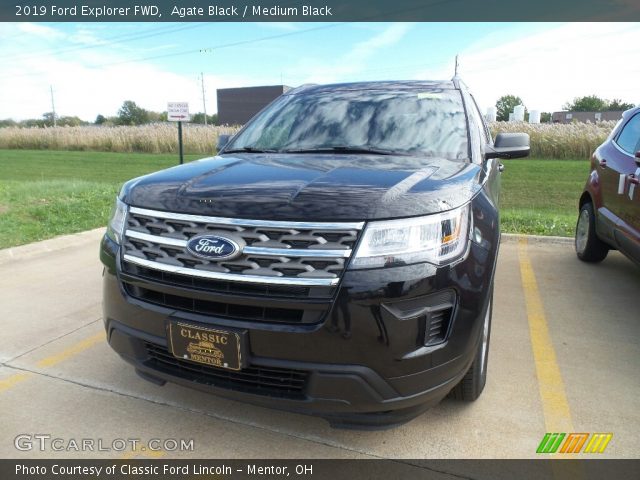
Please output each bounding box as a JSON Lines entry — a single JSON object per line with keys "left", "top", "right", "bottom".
{"left": 349, "top": 204, "right": 470, "bottom": 269}
{"left": 106, "top": 197, "right": 127, "bottom": 244}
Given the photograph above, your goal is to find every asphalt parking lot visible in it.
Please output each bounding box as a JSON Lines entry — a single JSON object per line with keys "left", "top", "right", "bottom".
{"left": 1, "top": 229, "right": 638, "bottom": 459}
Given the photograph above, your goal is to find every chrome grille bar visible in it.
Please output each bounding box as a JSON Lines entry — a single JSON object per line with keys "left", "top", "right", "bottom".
{"left": 125, "top": 230, "right": 352, "bottom": 258}
{"left": 129, "top": 206, "right": 364, "bottom": 231}
{"left": 122, "top": 254, "right": 340, "bottom": 287}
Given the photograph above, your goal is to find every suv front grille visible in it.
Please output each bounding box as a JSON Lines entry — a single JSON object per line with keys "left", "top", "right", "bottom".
{"left": 119, "top": 207, "right": 361, "bottom": 324}
{"left": 144, "top": 342, "right": 309, "bottom": 400}
{"left": 122, "top": 207, "right": 363, "bottom": 287}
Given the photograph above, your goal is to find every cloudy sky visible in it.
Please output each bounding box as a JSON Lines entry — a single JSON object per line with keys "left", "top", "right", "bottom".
{"left": 0, "top": 21, "right": 638, "bottom": 121}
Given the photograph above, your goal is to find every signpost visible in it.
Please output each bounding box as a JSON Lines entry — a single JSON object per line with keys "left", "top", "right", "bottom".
{"left": 167, "top": 102, "right": 190, "bottom": 164}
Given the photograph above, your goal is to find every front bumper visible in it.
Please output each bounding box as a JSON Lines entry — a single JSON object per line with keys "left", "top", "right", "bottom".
{"left": 101, "top": 207, "right": 497, "bottom": 425}
{"left": 107, "top": 317, "right": 473, "bottom": 427}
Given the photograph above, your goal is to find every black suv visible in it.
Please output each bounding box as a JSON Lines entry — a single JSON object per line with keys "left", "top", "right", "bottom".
{"left": 100, "top": 79, "right": 529, "bottom": 427}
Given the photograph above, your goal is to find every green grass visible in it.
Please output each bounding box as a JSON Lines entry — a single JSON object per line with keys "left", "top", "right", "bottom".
{"left": 500, "top": 158, "right": 588, "bottom": 237}
{"left": 0, "top": 150, "right": 200, "bottom": 248}
{"left": 0, "top": 150, "right": 588, "bottom": 248}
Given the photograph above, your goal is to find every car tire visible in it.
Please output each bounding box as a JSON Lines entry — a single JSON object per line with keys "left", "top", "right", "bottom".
{"left": 449, "top": 291, "right": 492, "bottom": 402}
{"left": 575, "top": 202, "right": 609, "bottom": 263}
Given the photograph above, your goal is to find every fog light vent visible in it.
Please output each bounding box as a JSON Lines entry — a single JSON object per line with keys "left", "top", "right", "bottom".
{"left": 425, "top": 307, "right": 453, "bottom": 346}
{"left": 381, "top": 289, "right": 456, "bottom": 348}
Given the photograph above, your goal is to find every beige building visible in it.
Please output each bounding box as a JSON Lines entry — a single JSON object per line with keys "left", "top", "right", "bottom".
{"left": 551, "top": 110, "right": 624, "bottom": 124}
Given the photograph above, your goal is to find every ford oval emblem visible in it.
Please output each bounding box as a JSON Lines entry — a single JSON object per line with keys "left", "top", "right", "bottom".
{"left": 186, "top": 235, "right": 241, "bottom": 261}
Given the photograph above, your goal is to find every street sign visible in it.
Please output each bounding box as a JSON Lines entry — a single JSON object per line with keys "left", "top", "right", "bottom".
{"left": 168, "top": 102, "right": 189, "bottom": 165}
{"left": 167, "top": 102, "right": 190, "bottom": 122}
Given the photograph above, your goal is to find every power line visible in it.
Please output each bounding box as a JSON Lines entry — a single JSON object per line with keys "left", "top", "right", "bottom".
{"left": 1, "top": 0, "right": 467, "bottom": 81}
{"left": 0, "top": 23, "right": 209, "bottom": 62}
{"left": 0, "top": 23, "right": 346, "bottom": 81}
{"left": 102, "top": 23, "right": 345, "bottom": 68}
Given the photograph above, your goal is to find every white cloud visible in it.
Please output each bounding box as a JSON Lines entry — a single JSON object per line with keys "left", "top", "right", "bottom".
{"left": 286, "top": 23, "right": 413, "bottom": 84}
{"left": 17, "top": 23, "right": 66, "bottom": 39}
{"left": 1, "top": 61, "right": 253, "bottom": 121}
{"left": 413, "top": 23, "right": 640, "bottom": 113}
{"left": 0, "top": 25, "right": 254, "bottom": 121}
{"left": 67, "top": 27, "right": 108, "bottom": 46}
{"left": 2, "top": 22, "right": 639, "bottom": 121}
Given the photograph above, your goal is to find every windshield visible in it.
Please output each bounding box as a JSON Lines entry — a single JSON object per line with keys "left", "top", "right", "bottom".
{"left": 224, "top": 88, "right": 469, "bottom": 160}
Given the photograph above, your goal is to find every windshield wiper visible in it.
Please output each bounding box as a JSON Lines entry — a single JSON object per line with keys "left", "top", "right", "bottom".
{"left": 281, "top": 146, "right": 402, "bottom": 156}
{"left": 222, "top": 147, "right": 280, "bottom": 154}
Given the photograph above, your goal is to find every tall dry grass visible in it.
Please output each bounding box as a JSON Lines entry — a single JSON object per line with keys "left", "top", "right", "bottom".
{"left": 0, "top": 121, "right": 618, "bottom": 159}
{"left": 490, "top": 121, "right": 617, "bottom": 159}
{"left": 0, "top": 124, "right": 241, "bottom": 155}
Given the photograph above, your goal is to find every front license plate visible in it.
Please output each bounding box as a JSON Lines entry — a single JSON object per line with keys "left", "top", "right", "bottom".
{"left": 168, "top": 322, "right": 243, "bottom": 371}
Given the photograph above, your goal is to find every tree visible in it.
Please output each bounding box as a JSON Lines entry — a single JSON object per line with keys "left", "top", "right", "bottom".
{"left": 191, "top": 112, "right": 218, "bottom": 125}
{"left": 563, "top": 95, "right": 608, "bottom": 112}
{"left": 42, "top": 111, "right": 57, "bottom": 127}
{"left": 58, "top": 116, "right": 87, "bottom": 127}
{"left": 146, "top": 110, "right": 163, "bottom": 123}
{"left": 95, "top": 114, "right": 107, "bottom": 125}
{"left": 563, "top": 95, "right": 635, "bottom": 112}
{"left": 23, "top": 118, "right": 45, "bottom": 127}
{"left": 608, "top": 99, "right": 635, "bottom": 111}
{"left": 116, "top": 100, "right": 149, "bottom": 125}
{"left": 495, "top": 95, "right": 525, "bottom": 122}
{"left": 540, "top": 112, "right": 552, "bottom": 123}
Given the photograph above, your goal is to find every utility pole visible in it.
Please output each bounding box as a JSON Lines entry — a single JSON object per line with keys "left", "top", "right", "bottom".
{"left": 50, "top": 85, "right": 57, "bottom": 127}
{"left": 454, "top": 55, "right": 459, "bottom": 77}
{"left": 200, "top": 72, "right": 207, "bottom": 126}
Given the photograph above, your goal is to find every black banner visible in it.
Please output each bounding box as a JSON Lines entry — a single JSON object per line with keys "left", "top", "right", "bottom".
{"left": 4, "top": 0, "right": 640, "bottom": 22}
{"left": 2, "top": 459, "right": 640, "bottom": 480}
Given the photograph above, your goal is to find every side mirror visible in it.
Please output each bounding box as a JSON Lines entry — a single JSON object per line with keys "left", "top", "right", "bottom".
{"left": 635, "top": 151, "right": 640, "bottom": 164}
{"left": 217, "top": 134, "right": 230, "bottom": 152}
{"left": 485, "top": 133, "right": 530, "bottom": 160}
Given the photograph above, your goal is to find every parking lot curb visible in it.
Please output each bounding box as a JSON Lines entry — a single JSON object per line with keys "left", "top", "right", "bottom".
{"left": 502, "top": 233, "right": 573, "bottom": 245}
{"left": 0, "top": 228, "right": 104, "bottom": 265}
{"left": 0, "top": 230, "right": 574, "bottom": 266}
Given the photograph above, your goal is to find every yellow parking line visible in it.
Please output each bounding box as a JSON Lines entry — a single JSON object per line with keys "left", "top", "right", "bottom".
{"left": 517, "top": 237, "right": 574, "bottom": 433}
{"left": 518, "top": 238, "right": 585, "bottom": 479}
{"left": 0, "top": 372, "right": 32, "bottom": 393}
{"left": 1, "top": 331, "right": 105, "bottom": 394}
{"left": 36, "top": 332, "right": 105, "bottom": 368}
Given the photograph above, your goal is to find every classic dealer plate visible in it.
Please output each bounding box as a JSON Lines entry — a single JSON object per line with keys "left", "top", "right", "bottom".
{"left": 168, "top": 322, "right": 243, "bottom": 371}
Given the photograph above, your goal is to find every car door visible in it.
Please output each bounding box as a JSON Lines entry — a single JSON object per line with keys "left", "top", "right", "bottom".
{"left": 593, "top": 134, "right": 625, "bottom": 243}
{"left": 612, "top": 112, "right": 640, "bottom": 263}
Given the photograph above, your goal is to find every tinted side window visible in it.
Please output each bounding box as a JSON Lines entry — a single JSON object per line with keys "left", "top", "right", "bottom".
{"left": 615, "top": 113, "right": 640, "bottom": 154}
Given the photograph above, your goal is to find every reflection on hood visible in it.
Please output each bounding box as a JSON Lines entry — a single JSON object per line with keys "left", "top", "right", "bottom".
{"left": 122, "top": 153, "right": 483, "bottom": 221}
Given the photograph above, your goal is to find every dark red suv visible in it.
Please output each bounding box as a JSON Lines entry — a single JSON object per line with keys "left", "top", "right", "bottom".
{"left": 576, "top": 107, "right": 640, "bottom": 266}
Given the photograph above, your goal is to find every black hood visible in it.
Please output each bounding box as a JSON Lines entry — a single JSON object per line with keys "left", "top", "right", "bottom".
{"left": 121, "top": 153, "right": 484, "bottom": 221}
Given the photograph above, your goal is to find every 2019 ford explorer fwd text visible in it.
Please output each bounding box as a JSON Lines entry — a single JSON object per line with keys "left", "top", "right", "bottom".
{"left": 100, "top": 79, "right": 530, "bottom": 427}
